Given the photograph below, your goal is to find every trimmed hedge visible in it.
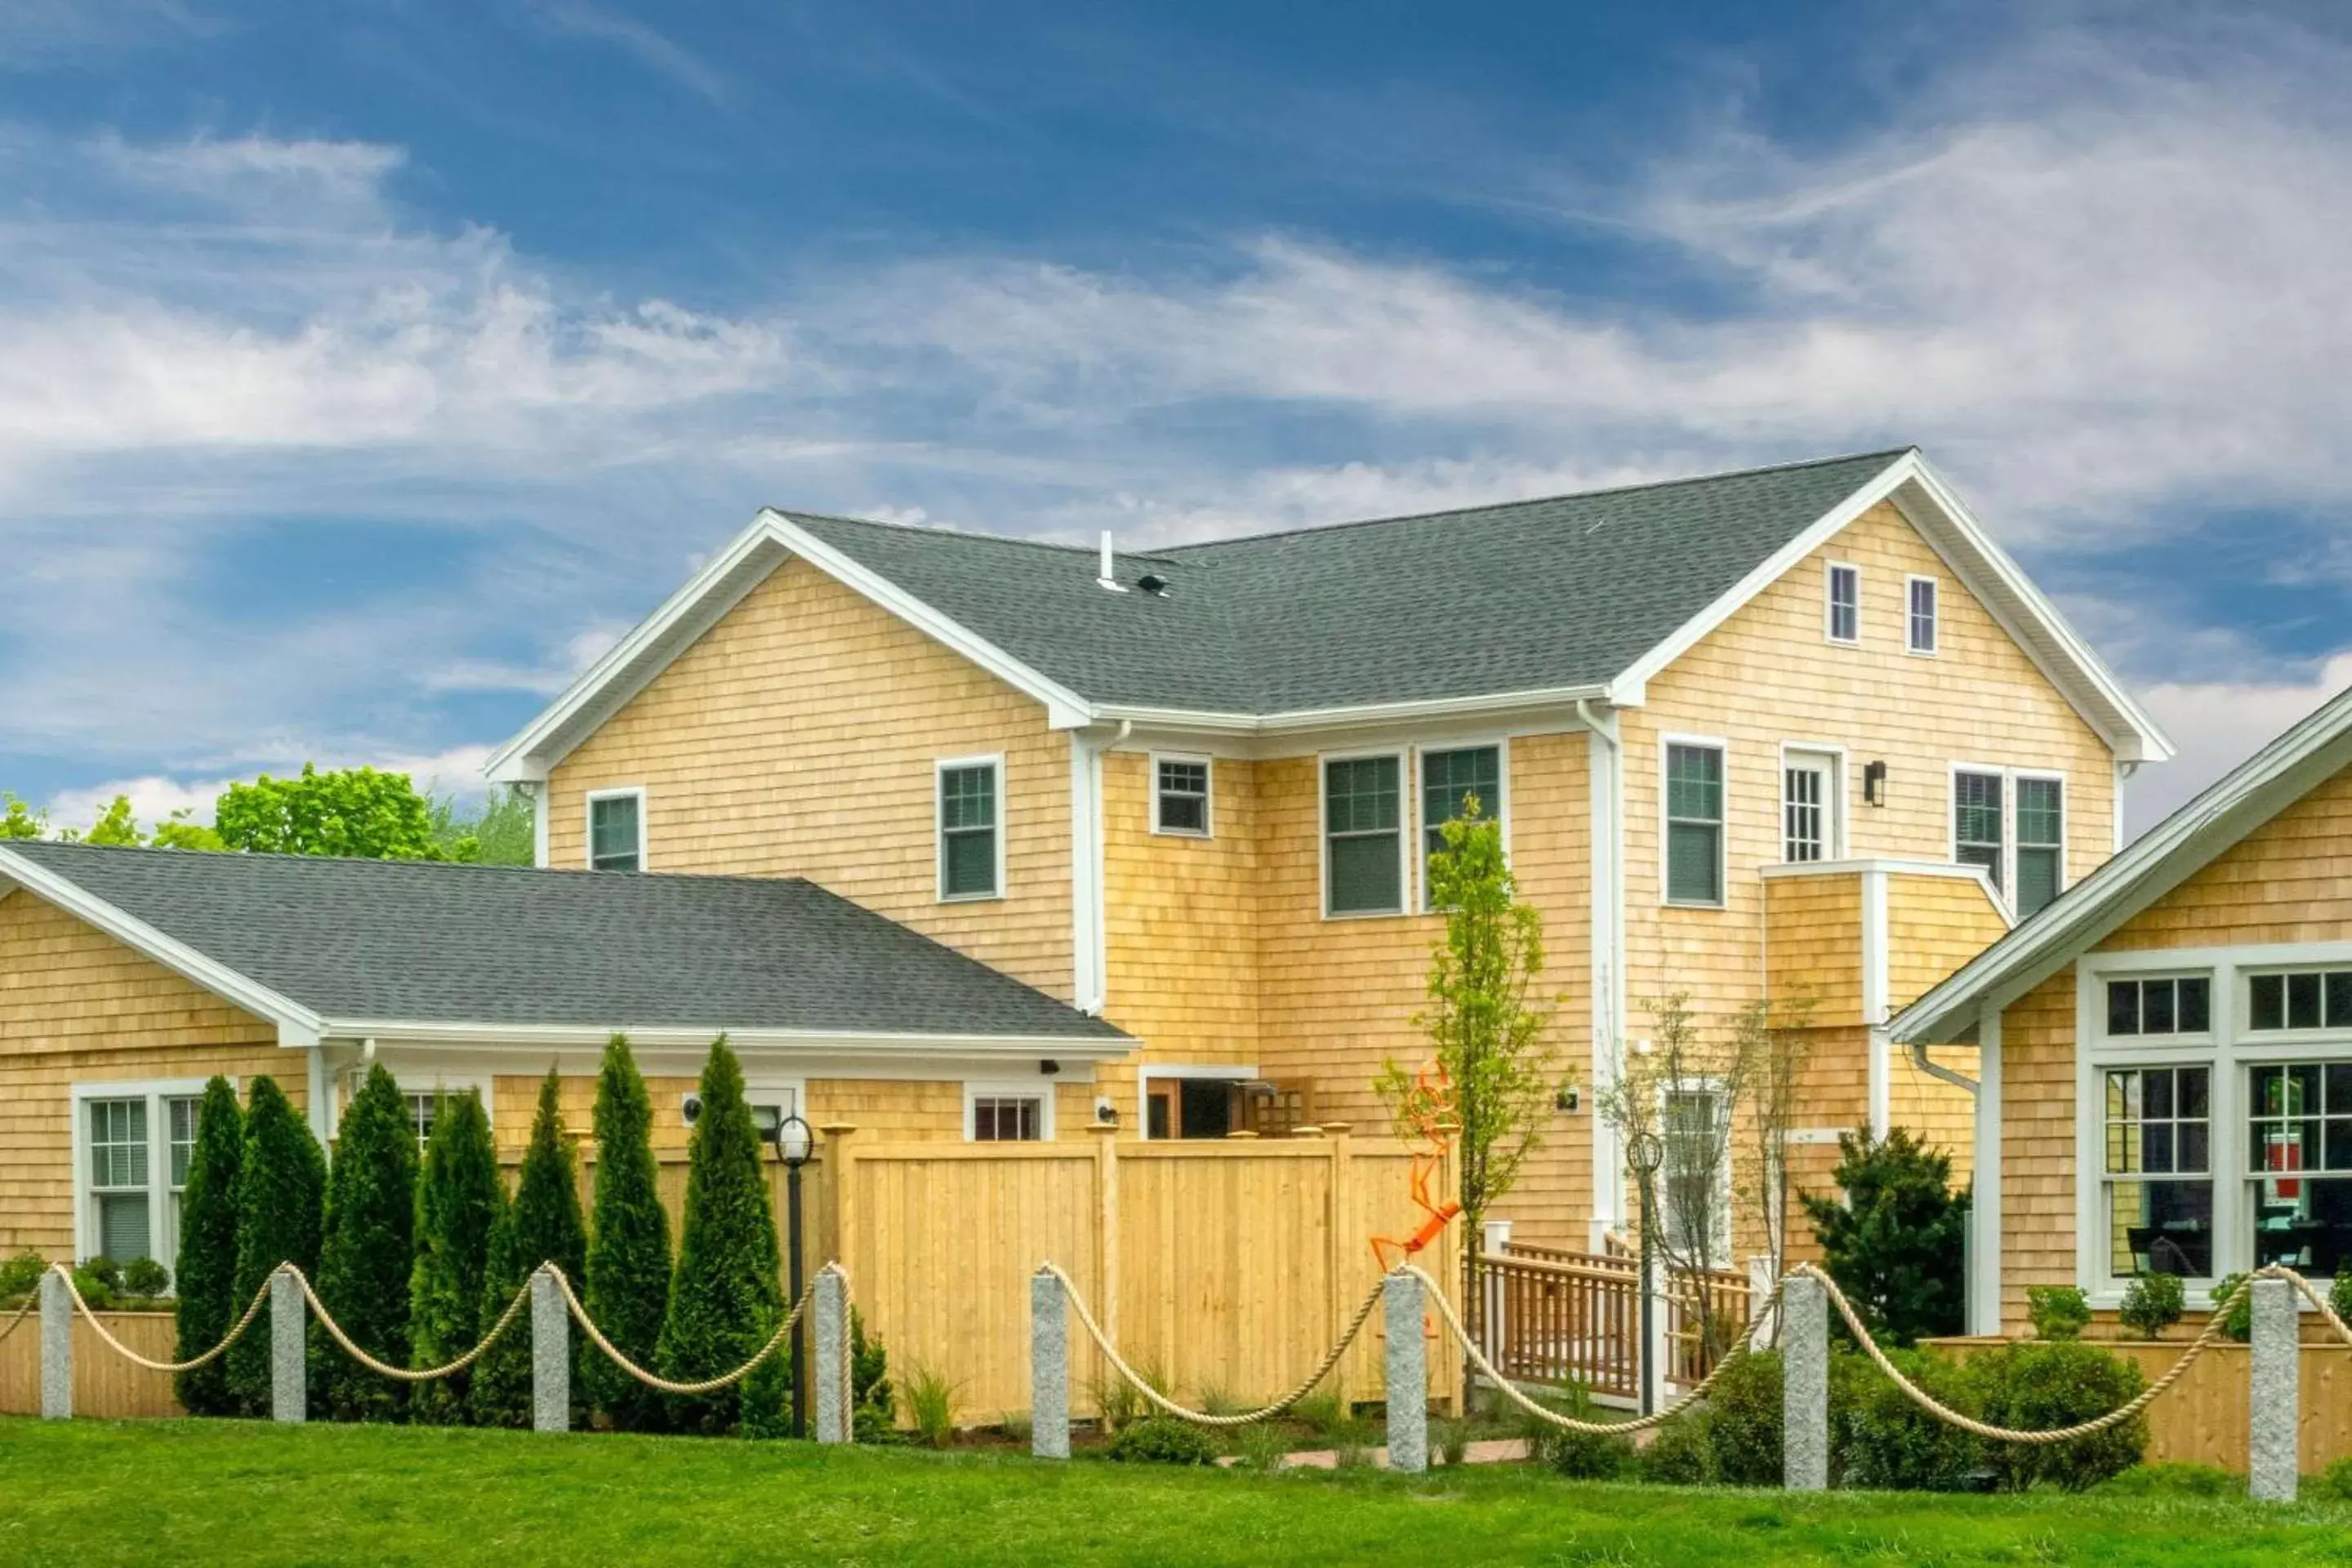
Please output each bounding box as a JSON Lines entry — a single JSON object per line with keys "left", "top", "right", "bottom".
{"left": 586, "top": 1036, "right": 671, "bottom": 1432}
{"left": 313, "top": 1064, "right": 417, "bottom": 1422}
{"left": 1971, "top": 1339, "right": 2147, "bottom": 1493}
{"left": 172, "top": 1076, "right": 243, "bottom": 1416}
{"left": 227, "top": 1076, "right": 325, "bottom": 1417}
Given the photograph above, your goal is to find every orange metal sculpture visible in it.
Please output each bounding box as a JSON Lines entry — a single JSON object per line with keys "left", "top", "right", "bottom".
{"left": 1370, "top": 1058, "right": 1463, "bottom": 1272}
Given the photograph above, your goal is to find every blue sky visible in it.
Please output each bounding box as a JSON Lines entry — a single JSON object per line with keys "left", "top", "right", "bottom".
{"left": 5, "top": 0, "right": 2351, "bottom": 835}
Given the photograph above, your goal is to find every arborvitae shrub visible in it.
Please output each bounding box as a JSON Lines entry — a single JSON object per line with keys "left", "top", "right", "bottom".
{"left": 1971, "top": 1340, "right": 2147, "bottom": 1492}
{"left": 227, "top": 1076, "right": 326, "bottom": 1415}
{"left": 312, "top": 1063, "right": 418, "bottom": 1421}
{"left": 850, "top": 1307, "right": 895, "bottom": 1443}
{"left": 586, "top": 1036, "right": 671, "bottom": 1432}
{"left": 657, "top": 1037, "right": 786, "bottom": 1437}
{"left": 407, "top": 1089, "right": 504, "bottom": 1423}
{"left": 1802, "top": 1128, "right": 1970, "bottom": 1346}
{"left": 472, "top": 1068, "right": 590, "bottom": 1428}
{"left": 172, "top": 1077, "right": 243, "bottom": 1415}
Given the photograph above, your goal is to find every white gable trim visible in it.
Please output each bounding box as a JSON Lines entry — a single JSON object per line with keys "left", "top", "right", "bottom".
{"left": 0, "top": 849, "right": 325, "bottom": 1046}
{"left": 485, "top": 510, "right": 1094, "bottom": 784}
{"left": 1606, "top": 450, "right": 2172, "bottom": 764}
{"left": 1892, "top": 680, "right": 2352, "bottom": 1045}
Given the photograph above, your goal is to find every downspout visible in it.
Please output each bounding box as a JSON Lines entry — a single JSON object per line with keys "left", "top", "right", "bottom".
{"left": 1910, "top": 1040, "right": 1979, "bottom": 1096}
{"left": 1069, "top": 719, "right": 1130, "bottom": 1018}
{"left": 1576, "top": 697, "right": 1625, "bottom": 1240}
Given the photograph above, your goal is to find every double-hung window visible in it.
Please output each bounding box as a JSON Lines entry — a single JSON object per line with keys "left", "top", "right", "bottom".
{"left": 1153, "top": 756, "right": 1210, "bottom": 836}
{"left": 2015, "top": 778, "right": 2065, "bottom": 916}
{"left": 2102, "top": 1066, "right": 2214, "bottom": 1277}
{"left": 1324, "top": 755, "right": 1403, "bottom": 916}
{"left": 1953, "top": 768, "right": 2065, "bottom": 916}
{"left": 1660, "top": 1087, "right": 1733, "bottom": 1263}
{"left": 1907, "top": 577, "right": 1940, "bottom": 654}
{"left": 1954, "top": 771, "right": 2004, "bottom": 889}
{"left": 587, "top": 789, "right": 644, "bottom": 871}
{"left": 1664, "top": 742, "right": 1725, "bottom": 906}
{"left": 938, "top": 759, "right": 1002, "bottom": 900}
{"left": 76, "top": 1080, "right": 207, "bottom": 1271}
{"left": 1420, "top": 745, "right": 1501, "bottom": 906}
{"left": 2247, "top": 1062, "right": 2352, "bottom": 1274}
{"left": 1825, "top": 563, "right": 1861, "bottom": 644}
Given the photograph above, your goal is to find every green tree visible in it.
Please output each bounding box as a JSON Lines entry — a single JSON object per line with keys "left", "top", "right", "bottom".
{"left": 1802, "top": 1127, "right": 1971, "bottom": 1346}
{"left": 657, "top": 1037, "right": 786, "bottom": 1437}
{"left": 472, "top": 1069, "right": 590, "bottom": 1428}
{"left": 586, "top": 1036, "right": 671, "bottom": 1432}
{"left": 63, "top": 795, "right": 143, "bottom": 845}
{"left": 425, "top": 787, "right": 536, "bottom": 866}
{"left": 150, "top": 809, "right": 226, "bottom": 852}
{"left": 213, "top": 764, "right": 441, "bottom": 859}
{"left": 407, "top": 1089, "right": 505, "bottom": 1424}
{"left": 0, "top": 794, "right": 45, "bottom": 839}
{"left": 1375, "top": 801, "right": 1556, "bottom": 1330}
{"left": 312, "top": 1065, "right": 418, "bottom": 1421}
{"left": 172, "top": 1077, "right": 244, "bottom": 1416}
{"left": 227, "top": 1077, "right": 327, "bottom": 1415}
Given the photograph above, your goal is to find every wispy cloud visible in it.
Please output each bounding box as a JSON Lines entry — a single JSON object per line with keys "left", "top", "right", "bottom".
{"left": 514, "top": 1, "right": 729, "bottom": 107}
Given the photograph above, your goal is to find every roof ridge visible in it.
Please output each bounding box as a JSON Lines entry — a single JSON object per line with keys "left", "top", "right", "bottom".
{"left": 1150, "top": 448, "right": 1916, "bottom": 555}
{"left": 2, "top": 840, "right": 831, "bottom": 893}
{"left": 778, "top": 508, "right": 1185, "bottom": 566}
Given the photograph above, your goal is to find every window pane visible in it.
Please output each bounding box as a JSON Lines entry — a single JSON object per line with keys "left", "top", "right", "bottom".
{"left": 1422, "top": 746, "right": 1501, "bottom": 858}
{"left": 589, "top": 795, "right": 640, "bottom": 871}
{"left": 99, "top": 1192, "right": 152, "bottom": 1263}
{"left": 2141, "top": 980, "right": 2176, "bottom": 1036}
{"left": 2179, "top": 1067, "right": 2210, "bottom": 1120}
{"left": 89, "top": 1098, "right": 148, "bottom": 1189}
{"left": 943, "top": 829, "right": 997, "bottom": 898}
{"left": 1954, "top": 772, "right": 2003, "bottom": 891}
{"left": 940, "top": 765, "right": 997, "bottom": 831}
{"left": 1156, "top": 760, "right": 1209, "bottom": 834}
{"left": 1666, "top": 822, "right": 1722, "bottom": 905}
{"left": 2108, "top": 1179, "right": 2212, "bottom": 1276}
{"left": 1325, "top": 757, "right": 1400, "bottom": 834}
{"left": 1664, "top": 746, "right": 1722, "bottom": 824}
{"left": 1329, "top": 832, "right": 1401, "bottom": 914}
{"left": 2016, "top": 778, "right": 2063, "bottom": 847}
{"left": 2179, "top": 978, "right": 2211, "bottom": 1034}
{"left": 1828, "top": 565, "right": 1859, "bottom": 642}
{"left": 2106, "top": 982, "right": 2140, "bottom": 1036}
{"left": 1909, "top": 578, "right": 1938, "bottom": 652}
{"left": 2251, "top": 973, "right": 2285, "bottom": 1031}
{"left": 167, "top": 1097, "right": 199, "bottom": 1188}
{"left": 2330, "top": 973, "right": 2352, "bottom": 1029}
{"left": 2290, "top": 973, "right": 2324, "bottom": 1030}
{"left": 2015, "top": 849, "right": 2060, "bottom": 917}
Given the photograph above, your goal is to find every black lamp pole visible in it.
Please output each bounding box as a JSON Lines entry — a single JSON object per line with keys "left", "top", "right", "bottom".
{"left": 774, "top": 1113, "right": 815, "bottom": 1440}
{"left": 1628, "top": 1129, "right": 1664, "bottom": 1419}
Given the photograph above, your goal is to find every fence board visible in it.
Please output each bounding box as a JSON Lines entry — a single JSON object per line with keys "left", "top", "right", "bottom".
{"left": 0, "top": 1312, "right": 183, "bottom": 1418}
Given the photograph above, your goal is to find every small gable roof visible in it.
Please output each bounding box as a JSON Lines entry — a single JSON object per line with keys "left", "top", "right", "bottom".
{"left": 0, "top": 842, "right": 1129, "bottom": 1048}
{"left": 1894, "top": 680, "right": 2352, "bottom": 1045}
{"left": 488, "top": 448, "right": 2169, "bottom": 779}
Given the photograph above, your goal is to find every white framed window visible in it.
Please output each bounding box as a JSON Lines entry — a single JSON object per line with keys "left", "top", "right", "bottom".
{"left": 1661, "top": 737, "right": 1726, "bottom": 907}
{"left": 1950, "top": 764, "right": 2066, "bottom": 918}
{"left": 1322, "top": 751, "right": 1406, "bottom": 917}
{"left": 390, "top": 1076, "right": 496, "bottom": 1153}
{"left": 1137, "top": 1064, "right": 1254, "bottom": 1140}
{"left": 746, "top": 1080, "right": 807, "bottom": 1145}
{"left": 586, "top": 786, "right": 647, "bottom": 872}
{"left": 936, "top": 755, "right": 1005, "bottom": 901}
{"left": 1906, "top": 575, "right": 1940, "bottom": 655}
{"left": 2100, "top": 1064, "right": 2215, "bottom": 1280}
{"left": 1659, "top": 1085, "right": 1734, "bottom": 1263}
{"left": 1824, "top": 562, "right": 1861, "bottom": 645}
{"left": 964, "top": 1081, "right": 1053, "bottom": 1142}
{"left": 2105, "top": 974, "right": 2213, "bottom": 1040}
{"left": 1780, "top": 745, "right": 1845, "bottom": 864}
{"left": 70, "top": 1078, "right": 215, "bottom": 1272}
{"left": 1151, "top": 754, "right": 1212, "bottom": 837}
{"left": 2245, "top": 966, "right": 2352, "bottom": 1034}
{"left": 1419, "top": 742, "right": 1505, "bottom": 909}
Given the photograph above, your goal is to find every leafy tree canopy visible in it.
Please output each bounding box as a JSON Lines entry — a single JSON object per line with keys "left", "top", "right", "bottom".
{"left": 0, "top": 774, "right": 532, "bottom": 863}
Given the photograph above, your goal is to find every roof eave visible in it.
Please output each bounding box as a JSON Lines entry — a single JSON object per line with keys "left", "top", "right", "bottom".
{"left": 1091, "top": 682, "right": 1615, "bottom": 737}
{"left": 319, "top": 1018, "right": 1133, "bottom": 1056}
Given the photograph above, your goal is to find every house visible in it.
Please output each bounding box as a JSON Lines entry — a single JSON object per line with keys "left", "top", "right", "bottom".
{"left": 1895, "top": 679, "right": 2352, "bottom": 1335}
{"left": 471, "top": 445, "right": 2167, "bottom": 1255}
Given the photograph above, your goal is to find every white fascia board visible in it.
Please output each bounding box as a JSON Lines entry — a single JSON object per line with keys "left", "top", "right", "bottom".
{"left": 1891, "top": 696, "right": 2352, "bottom": 1045}
{"left": 1759, "top": 855, "right": 2011, "bottom": 911}
{"left": 0, "top": 847, "right": 325, "bottom": 1046}
{"left": 1091, "top": 683, "right": 1612, "bottom": 740}
{"left": 319, "top": 1018, "right": 1134, "bottom": 1062}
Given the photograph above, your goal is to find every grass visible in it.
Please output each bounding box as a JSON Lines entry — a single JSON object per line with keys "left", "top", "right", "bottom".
{"left": 6, "top": 1419, "right": 2352, "bottom": 1566}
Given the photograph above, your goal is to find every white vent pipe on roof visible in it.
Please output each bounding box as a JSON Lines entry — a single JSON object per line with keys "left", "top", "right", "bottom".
{"left": 1098, "top": 530, "right": 1127, "bottom": 593}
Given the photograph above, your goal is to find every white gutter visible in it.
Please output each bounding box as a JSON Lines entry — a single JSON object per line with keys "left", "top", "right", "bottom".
{"left": 1576, "top": 697, "right": 1627, "bottom": 1238}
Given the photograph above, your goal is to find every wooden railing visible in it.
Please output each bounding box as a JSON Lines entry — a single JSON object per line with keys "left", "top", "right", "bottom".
{"left": 1471, "top": 1241, "right": 1754, "bottom": 1398}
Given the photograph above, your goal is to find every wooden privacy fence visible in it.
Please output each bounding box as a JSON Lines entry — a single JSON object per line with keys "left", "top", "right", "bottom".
{"left": 0, "top": 1310, "right": 181, "bottom": 1417}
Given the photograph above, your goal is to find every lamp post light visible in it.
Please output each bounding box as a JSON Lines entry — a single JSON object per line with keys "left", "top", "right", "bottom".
{"left": 773, "top": 1112, "right": 816, "bottom": 1439}
{"left": 1626, "top": 1127, "right": 1665, "bottom": 1418}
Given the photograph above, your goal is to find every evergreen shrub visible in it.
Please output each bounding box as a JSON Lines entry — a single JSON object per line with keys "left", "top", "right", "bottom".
{"left": 472, "top": 1068, "right": 589, "bottom": 1428}
{"left": 227, "top": 1076, "right": 326, "bottom": 1415}
{"left": 313, "top": 1064, "right": 418, "bottom": 1421}
{"left": 1633, "top": 1408, "right": 1718, "bottom": 1485}
{"left": 2118, "top": 1273, "right": 2185, "bottom": 1340}
{"left": 2026, "top": 1285, "right": 2091, "bottom": 1341}
{"left": 586, "top": 1036, "right": 671, "bottom": 1433}
{"left": 1522, "top": 1382, "right": 1631, "bottom": 1480}
{"left": 1833, "top": 1345, "right": 1983, "bottom": 1490}
{"left": 122, "top": 1258, "right": 170, "bottom": 1298}
{"left": 1106, "top": 1416, "right": 1216, "bottom": 1465}
{"left": 1971, "top": 1340, "right": 2146, "bottom": 1492}
{"left": 1802, "top": 1129, "right": 1969, "bottom": 1345}
{"left": 0, "top": 1250, "right": 42, "bottom": 1303}
{"left": 407, "top": 1089, "right": 504, "bottom": 1423}
{"left": 1700, "top": 1348, "right": 1784, "bottom": 1486}
{"left": 851, "top": 1307, "right": 895, "bottom": 1443}
{"left": 2206, "top": 1272, "right": 2253, "bottom": 1342}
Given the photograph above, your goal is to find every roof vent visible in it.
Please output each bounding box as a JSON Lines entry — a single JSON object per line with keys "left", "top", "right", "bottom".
{"left": 1096, "top": 530, "right": 1127, "bottom": 594}
{"left": 1137, "top": 572, "right": 1169, "bottom": 596}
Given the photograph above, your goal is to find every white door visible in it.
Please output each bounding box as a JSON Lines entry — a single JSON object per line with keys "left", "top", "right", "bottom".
{"left": 1781, "top": 750, "right": 1841, "bottom": 862}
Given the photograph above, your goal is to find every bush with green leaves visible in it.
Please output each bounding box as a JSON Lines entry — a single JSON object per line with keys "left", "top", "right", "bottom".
{"left": 472, "top": 1068, "right": 590, "bottom": 1429}
{"left": 851, "top": 1307, "right": 895, "bottom": 1443}
{"left": 1698, "top": 1348, "right": 1785, "bottom": 1486}
{"left": 407, "top": 1089, "right": 504, "bottom": 1424}
{"left": 586, "top": 1036, "right": 671, "bottom": 1433}
{"left": 2312, "top": 1456, "right": 2352, "bottom": 1503}
{"left": 172, "top": 1078, "right": 242, "bottom": 1414}
{"left": 1971, "top": 1339, "right": 2147, "bottom": 1492}
{"left": 2027, "top": 1285, "right": 2091, "bottom": 1341}
{"left": 2332, "top": 1268, "right": 2352, "bottom": 1325}
{"left": 1107, "top": 1415, "right": 1217, "bottom": 1465}
{"left": 1832, "top": 1345, "right": 1984, "bottom": 1490}
{"left": 657, "top": 1038, "right": 787, "bottom": 1437}
{"left": 1521, "top": 1382, "right": 1632, "bottom": 1480}
{"left": 1802, "top": 1128, "right": 1969, "bottom": 1346}
{"left": 2100, "top": 1462, "right": 2240, "bottom": 1497}
{"left": 2118, "top": 1273, "right": 2185, "bottom": 1340}
{"left": 2206, "top": 1272, "right": 2253, "bottom": 1342}
{"left": 122, "top": 1258, "right": 170, "bottom": 1298}
{"left": 313, "top": 1064, "right": 417, "bottom": 1422}
{"left": 1633, "top": 1407, "right": 1720, "bottom": 1485}
{"left": 0, "top": 1250, "right": 42, "bottom": 1304}
{"left": 227, "top": 1076, "right": 326, "bottom": 1416}
{"left": 72, "top": 1259, "right": 120, "bottom": 1309}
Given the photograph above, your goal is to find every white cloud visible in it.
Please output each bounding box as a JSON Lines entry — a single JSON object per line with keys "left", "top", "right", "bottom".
{"left": 43, "top": 744, "right": 505, "bottom": 835}
{"left": 2127, "top": 654, "right": 2352, "bottom": 835}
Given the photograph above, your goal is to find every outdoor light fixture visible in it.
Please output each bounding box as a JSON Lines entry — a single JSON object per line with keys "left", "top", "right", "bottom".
{"left": 1864, "top": 760, "right": 1888, "bottom": 806}
{"left": 773, "top": 1111, "right": 816, "bottom": 1439}
{"left": 772, "top": 1111, "right": 814, "bottom": 1169}
{"left": 1039, "top": 1058, "right": 1062, "bottom": 1076}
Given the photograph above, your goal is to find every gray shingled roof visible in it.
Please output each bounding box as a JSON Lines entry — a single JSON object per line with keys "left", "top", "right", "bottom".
{"left": 786, "top": 449, "right": 1909, "bottom": 713}
{"left": 2, "top": 841, "right": 1126, "bottom": 1040}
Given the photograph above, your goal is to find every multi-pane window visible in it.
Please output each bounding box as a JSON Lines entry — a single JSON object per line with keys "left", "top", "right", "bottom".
{"left": 1825, "top": 563, "right": 1860, "bottom": 644}
{"left": 404, "top": 1092, "right": 440, "bottom": 1152}
{"left": 1153, "top": 758, "right": 1209, "bottom": 836}
{"left": 1954, "top": 771, "right": 2004, "bottom": 890}
{"left": 588, "top": 791, "right": 643, "bottom": 871}
{"left": 1660, "top": 1088, "right": 1731, "bottom": 1263}
{"left": 1784, "top": 766, "right": 1826, "bottom": 862}
{"left": 2015, "top": 778, "right": 2065, "bottom": 917}
{"left": 1421, "top": 746, "right": 1500, "bottom": 905}
{"left": 88, "top": 1098, "right": 152, "bottom": 1263}
{"left": 938, "top": 762, "right": 1000, "bottom": 899}
{"left": 972, "top": 1095, "right": 1044, "bottom": 1143}
{"left": 167, "top": 1095, "right": 199, "bottom": 1234}
{"left": 1325, "top": 755, "right": 1403, "bottom": 915}
{"left": 2103, "top": 1067, "right": 2213, "bottom": 1276}
{"left": 2247, "top": 969, "right": 2352, "bottom": 1032}
{"left": 2106, "top": 976, "right": 2211, "bottom": 1037}
{"left": 1908, "top": 577, "right": 1940, "bottom": 654}
{"left": 1664, "top": 743, "right": 1724, "bottom": 906}
{"left": 2247, "top": 1062, "right": 2352, "bottom": 1274}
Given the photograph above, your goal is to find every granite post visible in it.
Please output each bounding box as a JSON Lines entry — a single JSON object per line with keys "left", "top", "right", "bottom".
{"left": 1031, "top": 1267, "right": 1069, "bottom": 1459}
{"left": 270, "top": 1269, "right": 305, "bottom": 1423}
{"left": 814, "top": 1267, "right": 849, "bottom": 1444}
{"left": 1782, "top": 1272, "right": 1828, "bottom": 1491}
{"left": 530, "top": 1267, "right": 568, "bottom": 1433}
{"left": 2248, "top": 1276, "right": 2299, "bottom": 1503}
{"left": 1383, "top": 1269, "right": 1428, "bottom": 1474}
{"left": 39, "top": 1268, "right": 70, "bottom": 1420}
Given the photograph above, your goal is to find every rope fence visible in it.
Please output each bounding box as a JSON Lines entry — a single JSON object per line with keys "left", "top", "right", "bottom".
{"left": 546, "top": 1264, "right": 819, "bottom": 1397}
{"left": 50, "top": 1264, "right": 276, "bottom": 1374}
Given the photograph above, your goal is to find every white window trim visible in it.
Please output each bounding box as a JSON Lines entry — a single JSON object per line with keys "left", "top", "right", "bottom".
{"left": 744, "top": 1076, "right": 809, "bottom": 1142}
{"left": 1415, "top": 737, "right": 1511, "bottom": 911}
{"left": 1319, "top": 747, "right": 1411, "bottom": 920}
{"left": 1135, "top": 1063, "right": 1256, "bottom": 1141}
{"left": 1776, "top": 741, "right": 1849, "bottom": 864}
{"left": 1148, "top": 751, "right": 1214, "bottom": 839}
{"left": 1824, "top": 560, "right": 1862, "bottom": 646}
{"left": 1655, "top": 1077, "right": 1735, "bottom": 1264}
{"left": 1658, "top": 733, "right": 1730, "bottom": 910}
{"left": 962, "top": 1080, "right": 1057, "bottom": 1142}
{"left": 1948, "top": 762, "right": 2069, "bottom": 917}
{"left": 2071, "top": 941, "right": 2352, "bottom": 1305}
{"left": 1905, "top": 573, "right": 1941, "bottom": 657}
{"left": 935, "top": 753, "right": 1008, "bottom": 903}
{"left": 584, "top": 785, "right": 648, "bottom": 872}
{"left": 69, "top": 1077, "right": 217, "bottom": 1270}
{"left": 387, "top": 1073, "right": 497, "bottom": 1148}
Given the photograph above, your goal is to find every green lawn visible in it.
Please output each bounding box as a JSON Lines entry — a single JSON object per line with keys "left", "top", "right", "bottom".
{"left": 2, "top": 1419, "right": 2347, "bottom": 1567}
